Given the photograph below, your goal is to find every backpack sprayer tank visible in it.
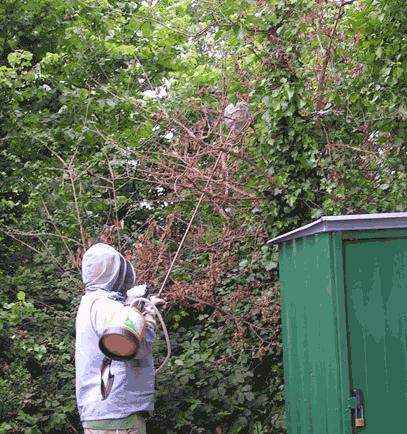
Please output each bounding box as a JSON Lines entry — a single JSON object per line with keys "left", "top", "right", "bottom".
{"left": 99, "top": 286, "right": 148, "bottom": 361}
{"left": 99, "top": 304, "right": 146, "bottom": 360}
{"left": 98, "top": 287, "right": 171, "bottom": 400}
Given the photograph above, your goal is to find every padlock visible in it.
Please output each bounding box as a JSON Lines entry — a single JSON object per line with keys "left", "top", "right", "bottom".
{"left": 355, "top": 418, "right": 365, "bottom": 428}
{"left": 352, "top": 388, "right": 365, "bottom": 429}
{"left": 355, "top": 405, "right": 365, "bottom": 428}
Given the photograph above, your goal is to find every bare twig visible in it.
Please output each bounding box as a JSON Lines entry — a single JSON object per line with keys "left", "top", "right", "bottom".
{"left": 0, "top": 227, "right": 67, "bottom": 273}
{"left": 41, "top": 201, "right": 79, "bottom": 269}
{"left": 107, "top": 159, "right": 122, "bottom": 248}
{"left": 67, "top": 164, "right": 87, "bottom": 249}
{"left": 316, "top": 2, "right": 346, "bottom": 110}
{"left": 44, "top": 146, "right": 87, "bottom": 249}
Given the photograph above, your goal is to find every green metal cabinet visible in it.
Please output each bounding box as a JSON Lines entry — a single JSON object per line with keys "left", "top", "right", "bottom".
{"left": 270, "top": 213, "right": 407, "bottom": 434}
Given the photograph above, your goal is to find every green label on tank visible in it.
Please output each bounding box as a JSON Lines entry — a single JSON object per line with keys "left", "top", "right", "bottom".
{"left": 124, "top": 315, "right": 137, "bottom": 332}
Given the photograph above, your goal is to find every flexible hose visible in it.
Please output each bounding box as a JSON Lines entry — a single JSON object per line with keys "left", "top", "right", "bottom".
{"left": 130, "top": 297, "right": 171, "bottom": 373}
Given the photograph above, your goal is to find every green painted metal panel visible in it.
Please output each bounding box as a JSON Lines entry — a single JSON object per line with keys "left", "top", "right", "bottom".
{"left": 280, "top": 233, "right": 351, "bottom": 434}
{"left": 344, "top": 237, "right": 407, "bottom": 433}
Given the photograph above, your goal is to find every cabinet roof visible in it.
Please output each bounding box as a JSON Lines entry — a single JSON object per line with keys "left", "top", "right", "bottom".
{"left": 269, "top": 212, "right": 407, "bottom": 244}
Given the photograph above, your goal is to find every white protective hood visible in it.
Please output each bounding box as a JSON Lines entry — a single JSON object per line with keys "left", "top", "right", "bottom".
{"left": 81, "top": 243, "right": 135, "bottom": 300}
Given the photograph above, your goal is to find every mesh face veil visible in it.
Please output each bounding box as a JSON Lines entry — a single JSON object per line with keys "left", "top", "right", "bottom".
{"left": 82, "top": 243, "right": 136, "bottom": 300}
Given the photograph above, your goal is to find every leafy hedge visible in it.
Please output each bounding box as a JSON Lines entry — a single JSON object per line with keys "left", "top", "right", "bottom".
{"left": 0, "top": 0, "right": 406, "bottom": 433}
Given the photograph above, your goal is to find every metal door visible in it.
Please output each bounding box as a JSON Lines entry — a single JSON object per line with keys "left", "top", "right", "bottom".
{"left": 344, "top": 237, "right": 407, "bottom": 433}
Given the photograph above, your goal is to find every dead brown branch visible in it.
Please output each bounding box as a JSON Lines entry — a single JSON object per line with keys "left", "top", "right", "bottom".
{"left": 316, "top": 2, "right": 346, "bottom": 110}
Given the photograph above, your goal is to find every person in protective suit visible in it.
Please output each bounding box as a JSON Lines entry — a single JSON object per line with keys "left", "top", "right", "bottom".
{"left": 75, "top": 243, "right": 162, "bottom": 434}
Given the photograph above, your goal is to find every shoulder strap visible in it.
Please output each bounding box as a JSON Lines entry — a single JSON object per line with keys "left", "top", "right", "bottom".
{"left": 100, "top": 356, "right": 114, "bottom": 400}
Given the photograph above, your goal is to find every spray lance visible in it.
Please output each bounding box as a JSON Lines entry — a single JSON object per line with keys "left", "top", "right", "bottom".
{"left": 98, "top": 129, "right": 235, "bottom": 398}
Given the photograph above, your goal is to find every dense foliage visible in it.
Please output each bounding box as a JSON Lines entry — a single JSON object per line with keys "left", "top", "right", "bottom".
{"left": 0, "top": 0, "right": 405, "bottom": 433}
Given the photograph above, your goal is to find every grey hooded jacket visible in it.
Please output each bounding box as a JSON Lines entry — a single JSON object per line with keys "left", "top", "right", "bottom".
{"left": 75, "top": 243, "right": 156, "bottom": 422}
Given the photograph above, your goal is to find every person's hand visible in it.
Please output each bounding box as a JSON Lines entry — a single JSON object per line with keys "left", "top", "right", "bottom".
{"left": 143, "top": 296, "right": 167, "bottom": 326}
{"left": 149, "top": 296, "right": 167, "bottom": 309}
{"left": 126, "top": 284, "right": 148, "bottom": 300}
